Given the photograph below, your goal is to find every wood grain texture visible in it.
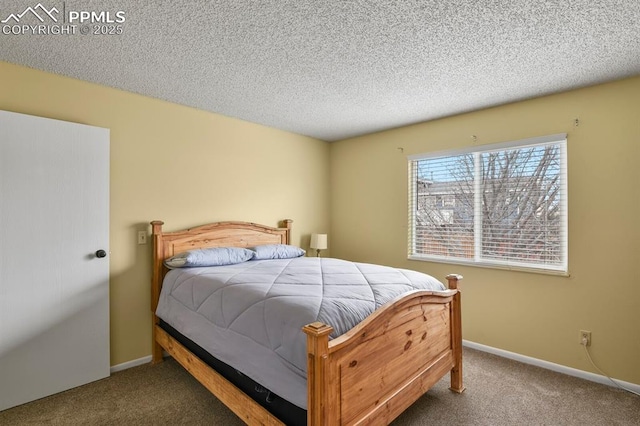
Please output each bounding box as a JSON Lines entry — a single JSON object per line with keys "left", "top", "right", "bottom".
{"left": 150, "top": 219, "right": 463, "bottom": 425}
{"left": 324, "top": 292, "right": 456, "bottom": 425}
{"left": 155, "top": 326, "right": 283, "bottom": 426}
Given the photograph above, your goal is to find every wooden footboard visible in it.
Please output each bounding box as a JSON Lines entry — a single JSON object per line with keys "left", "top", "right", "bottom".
{"left": 150, "top": 220, "right": 463, "bottom": 426}
{"left": 304, "top": 275, "right": 463, "bottom": 425}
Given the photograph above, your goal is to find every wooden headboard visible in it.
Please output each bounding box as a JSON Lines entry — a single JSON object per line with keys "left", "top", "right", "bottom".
{"left": 150, "top": 219, "right": 292, "bottom": 313}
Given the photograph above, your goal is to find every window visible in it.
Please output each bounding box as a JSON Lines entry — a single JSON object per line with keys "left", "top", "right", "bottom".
{"left": 408, "top": 134, "right": 567, "bottom": 274}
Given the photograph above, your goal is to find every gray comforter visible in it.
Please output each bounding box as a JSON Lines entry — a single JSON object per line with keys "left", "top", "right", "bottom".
{"left": 156, "top": 257, "right": 445, "bottom": 409}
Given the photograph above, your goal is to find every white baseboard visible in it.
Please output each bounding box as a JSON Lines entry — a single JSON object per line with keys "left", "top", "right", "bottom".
{"left": 463, "top": 340, "right": 640, "bottom": 394}
{"left": 110, "top": 343, "right": 639, "bottom": 395}
{"left": 110, "top": 355, "right": 152, "bottom": 374}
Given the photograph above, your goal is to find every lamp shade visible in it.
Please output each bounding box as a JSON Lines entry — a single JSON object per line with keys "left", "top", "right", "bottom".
{"left": 310, "top": 233, "right": 328, "bottom": 250}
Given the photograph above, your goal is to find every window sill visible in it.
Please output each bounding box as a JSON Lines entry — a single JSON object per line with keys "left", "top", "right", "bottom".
{"left": 408, "top": 255, "right": 570, "bottom": 277}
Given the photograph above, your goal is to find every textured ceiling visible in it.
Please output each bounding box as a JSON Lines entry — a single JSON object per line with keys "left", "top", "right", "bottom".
{"left": 1, "top": 1, "right": 639, "bottom": 141}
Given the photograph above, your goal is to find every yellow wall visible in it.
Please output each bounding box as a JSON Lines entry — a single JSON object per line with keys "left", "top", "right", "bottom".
{"left": 330, "top": 76, "right": 640, "bottom": 385}
{"left": 0, "top": 61, "right": 331, "bottom": 366}
{"left": 2, "top": 59, "right": 638, "bottom": 386}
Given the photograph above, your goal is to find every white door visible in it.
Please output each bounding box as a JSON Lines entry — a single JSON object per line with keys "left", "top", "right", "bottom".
{"left": 0, "top": 110, "right": 110, "bottom": 411}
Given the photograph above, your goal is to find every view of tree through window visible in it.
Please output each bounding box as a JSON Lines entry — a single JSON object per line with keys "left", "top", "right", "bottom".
{"left": 409, "top": 136, "right": 567, "bottom": 272}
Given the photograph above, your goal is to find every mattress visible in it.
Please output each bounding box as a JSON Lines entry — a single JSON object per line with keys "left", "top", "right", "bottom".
{"left": 155, "top": 257, "right": 445, "bottom": 409}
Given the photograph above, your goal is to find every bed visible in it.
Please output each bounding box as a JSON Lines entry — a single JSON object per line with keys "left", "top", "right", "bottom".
{"left": 150, "top": 219, "right": 464, "bottom": 425}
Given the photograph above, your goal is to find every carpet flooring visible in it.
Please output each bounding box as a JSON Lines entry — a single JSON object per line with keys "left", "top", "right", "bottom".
{"left": 1, "top": 348, "right": 638, "bottom": 425}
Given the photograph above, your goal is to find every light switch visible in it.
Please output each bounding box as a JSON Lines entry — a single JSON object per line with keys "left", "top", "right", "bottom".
{"left": 138, "top": 231, "right": 147, "bottom": 245}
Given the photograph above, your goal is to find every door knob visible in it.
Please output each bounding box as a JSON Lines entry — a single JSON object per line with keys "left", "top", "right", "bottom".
{"left": 95, "top": 249, "right": 107, "bottom": 258}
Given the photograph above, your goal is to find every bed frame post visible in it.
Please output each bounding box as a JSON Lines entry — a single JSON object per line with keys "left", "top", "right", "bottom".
{"left": 446, "top": 274, "right": 465, "bottom": 393}
{"left": 150, "top": 220, "right": 165, "bottom": 364}
{"left": 281, "top": 219, "right": 293, "bottom": 244}
{"left": 303, "top": 322, "right": 334, "bottom": 426}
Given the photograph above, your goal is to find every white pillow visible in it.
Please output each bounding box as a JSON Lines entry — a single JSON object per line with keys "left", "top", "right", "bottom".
{"left": 165, "top": 247, "right": 254, "bottom": 268}
{"left": 250, "top": 244, "right": 306, "bottom": 260}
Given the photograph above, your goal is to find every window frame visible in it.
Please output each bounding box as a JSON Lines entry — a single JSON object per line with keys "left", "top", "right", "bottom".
{"left": 408, "top": 134, "right": 568, "bottom": 275}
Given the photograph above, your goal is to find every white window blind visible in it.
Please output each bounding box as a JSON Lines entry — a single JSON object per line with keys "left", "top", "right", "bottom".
{"left": 408, "top": 134, "right": 568, "bottom": 274}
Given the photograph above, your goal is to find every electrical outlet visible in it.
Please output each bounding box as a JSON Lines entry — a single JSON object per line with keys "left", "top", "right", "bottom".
{"left": 137, "top": 231, "right": 147, "bottom": 245}
{"left": 579, "top": 330, "right": 591, "bottom": 346}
